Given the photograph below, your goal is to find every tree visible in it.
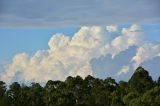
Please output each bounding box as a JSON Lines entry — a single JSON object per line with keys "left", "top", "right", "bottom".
{"left": 141, "top": 86, "right": 160, "bottom": 106}
{"left": 0, "top": 81, "right": 9, "bottom": 106}
{"left": 128, "top": 98, "right": 141, "bottom": 106}
{"left": 111, "top": 87, "right": 125, "bottom": 106}
{"left": 157, "top": 76, "right": 160, "bottom": 85}
{"left": 123, "top": 92, "right": 139, "bottom": 105}
{"left": 0, "top": 66, "right": 159, "bottom": 106}
{"left": 110, "top": 81, "right": 128, "bottom": 106}
{"left": 84, "top": 75, "right": 95, "bottom": 88}
{"left": 7, "top": 82, "right": 21, "bottom": 106}
{"left": 27, "top": 82, "right": 45, "bottom": 106}
{"left": 128, "top": 66, "right": 154, "bottom": 93}
{"left": 0, "top": 81, "right": 6, "bottom": 97}
{"left": 65, "top": 76, "right": 86, "bottom": 105}
{"left": 20, "top": 84, "right": 30, "bottom": 106}
{"left": 45, "top": 80, "right": 56, "bottom": 106}
{"left": 53, "top": 80, "right": 76, "bottom": 106}
{"left": 83, "top": 75, "right": 96, "bottom": 105}
{"left": 104, "top": 77, "right": 117, "bottom": 91}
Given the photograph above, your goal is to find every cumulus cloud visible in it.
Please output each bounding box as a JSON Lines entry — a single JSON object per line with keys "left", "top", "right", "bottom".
{"left": 1, "top": 24, "right": 159, "bottom": 84}
{"left": 91, "top": 46, "right": 137, "bottom": 80}
{"left": 106, "top": 25, "right": 117, "bottom": 32}
{"left": 0, "top": 26, "right": 109, "bottom": 84}
{"left": 132, "top": 43, "right": 160, "bottom": 68}
{"left": 101, "top": 24, "right": 142, "bottom": 58}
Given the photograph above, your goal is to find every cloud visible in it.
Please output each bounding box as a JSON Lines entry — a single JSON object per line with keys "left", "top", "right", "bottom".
{"left": 0, "top": 26, "right": 109, "bottom": 84}
{"left": 91, "top": 46, "right": 137, "bottom": 80}
{"left": 132, "top": 43, "right": 160, "bottom": 68}
{"left": 106, "top": 25, "right": 117, "bottom": 32}
{"left": 116, "top": 65, "right": 129, "bottom": 76}
{"left": 0, "top": 0, "right": 160, "bottom": 27}
{"left": 101, "top": 24, "right": 142, "bottom": 57}
{"left": 1, "top": 24, "right": 160, "bottom": 84}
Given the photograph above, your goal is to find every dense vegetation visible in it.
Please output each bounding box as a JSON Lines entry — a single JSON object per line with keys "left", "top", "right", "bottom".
{"left": 0, "top": 67, "right": 160, "bottom": 106}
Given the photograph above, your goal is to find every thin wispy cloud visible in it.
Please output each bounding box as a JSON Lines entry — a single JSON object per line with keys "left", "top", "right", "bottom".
{"left": 0, "top": 0, "right": 160, "bottom": 27}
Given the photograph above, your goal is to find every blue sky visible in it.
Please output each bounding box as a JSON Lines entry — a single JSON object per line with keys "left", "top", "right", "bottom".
{"left": 142, "top": 25, "right": 160, "bottom": 42}
{"left": 0, "top": 27, "right": 79, "bottom": 61}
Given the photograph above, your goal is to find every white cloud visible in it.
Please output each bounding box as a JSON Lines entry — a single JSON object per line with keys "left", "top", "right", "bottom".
{"left": 116, "top": 65, "right": 129, "bottom": 76}
{"left": 0, "top": 26, "right": 108, "bottom": 83}
{"left": 106, "top": 25, "right": 117, "bottom": 32}
{"left": 0, "top": 24, "right": 147, "bottom": 84}
{"left": 101, "top": 24, "right": 142, "bottom": 58}
{"left": 132, "top": 43, "right": 160, "bottom": 68}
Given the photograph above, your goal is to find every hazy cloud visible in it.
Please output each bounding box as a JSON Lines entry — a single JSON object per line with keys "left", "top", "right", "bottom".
{"left": 0, "top": 0, "right": 160, "bottom": 27}
{"left": 106, "top": 25, "right": 117, "bottom": 32}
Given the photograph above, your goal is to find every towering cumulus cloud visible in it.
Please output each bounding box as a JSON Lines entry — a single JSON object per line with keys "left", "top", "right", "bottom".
{"left": 0, "top": 26, "right": 108, "bottom": 84}
{"left": 0, "top": 24, "right": 160, "bottom": 84}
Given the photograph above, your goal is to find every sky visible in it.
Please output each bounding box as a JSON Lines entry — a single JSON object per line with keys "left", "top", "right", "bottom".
{"left": 0, "top": 0, "right": 160, "bottom": 84}
{"left": 0, "top": 0, "right": 160, "bottom": 27}
{"left": 0, "top": 28, "right": 79, "bottom": 60}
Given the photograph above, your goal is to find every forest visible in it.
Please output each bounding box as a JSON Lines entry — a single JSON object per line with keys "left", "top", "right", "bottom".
{"left": 0, "top": 66, "right": 160, "bottom": 106}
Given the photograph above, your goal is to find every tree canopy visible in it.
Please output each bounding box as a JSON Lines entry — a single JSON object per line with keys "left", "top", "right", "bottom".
{"left": 0, "top": 66, "right": 160, "bottom": 106}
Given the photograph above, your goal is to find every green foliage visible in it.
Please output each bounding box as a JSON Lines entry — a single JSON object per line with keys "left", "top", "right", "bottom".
{"left": 123, "top": 92, "right": 139, "bottom": 105}
{"left": 128, "top": 67, "right": 154, "bottom": 93}
{"left": 0, "top": 81, "right": 9, "bottom": 106}
{"left": 157, "top": 76, "right": 160, "bottom": 85}
{"left": 0, "top": 81, "right": 6, "bottom": 96}
{"left": 141, "top": 86, "right": 160, "bottom": 106}
{"left": 0, "top": 67, "right": 160, "bottom": 106}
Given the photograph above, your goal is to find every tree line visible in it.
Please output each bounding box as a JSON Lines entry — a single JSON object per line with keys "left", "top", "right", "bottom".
{"left": 0, "top": 66, "right": 160, "bottom": 106}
